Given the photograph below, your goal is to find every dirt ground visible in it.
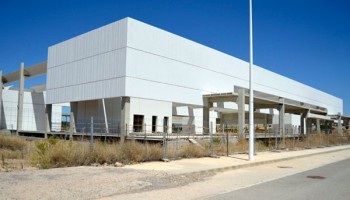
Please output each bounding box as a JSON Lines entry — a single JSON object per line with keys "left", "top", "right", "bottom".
{"left": 0, "top": 164, "right": 213, "bottom": 200}
{"left": 2, "top": 146, "right": 350, "bottom": 200}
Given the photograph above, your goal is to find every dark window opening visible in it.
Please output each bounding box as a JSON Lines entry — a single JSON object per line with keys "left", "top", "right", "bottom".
{"left": 163, "top": 117, "right": 169, "bottom": 133}
{"left": 152, "top": 116, "right": 157, "bottom": 133}
{"left": 133, "top": 115, "right": 144, "bottom": 132}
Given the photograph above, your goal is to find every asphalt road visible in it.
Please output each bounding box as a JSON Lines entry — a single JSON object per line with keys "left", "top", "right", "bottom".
{"left": 206, "top": 158, "right": 350, "bottom": 200}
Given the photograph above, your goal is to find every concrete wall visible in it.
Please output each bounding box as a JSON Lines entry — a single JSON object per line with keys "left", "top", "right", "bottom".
{"left": 1, "top": 88, "right": 63, "bottom": 131}
{"left": 75, "top": 97, "right": 122, "bottom": 133}
{"left": 129, "top": 97, "right": 172, "bottom": 133}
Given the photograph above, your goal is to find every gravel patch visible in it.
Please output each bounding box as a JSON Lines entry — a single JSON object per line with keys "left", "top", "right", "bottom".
{"left": 0, "top": 166, "right": 214, "bottom": 200}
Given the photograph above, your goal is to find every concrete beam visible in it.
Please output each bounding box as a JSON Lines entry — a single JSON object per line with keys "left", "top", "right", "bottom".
{"left": 0, "top": 70, "right": 2, "bottom": 129}
{"left": 120, "top": 97, "right": 130, "bottom": 142}
{"left": 237, "top": 88, "right": 246, "bottom": 138}
{"left": 278, "top": 98, "right": 285, "bottom": 146}
{"left": 45, "top": 104, "right": 52, "bottom": 139}
{"left": 16, "top": 63, "right": 25, "bottom": 136}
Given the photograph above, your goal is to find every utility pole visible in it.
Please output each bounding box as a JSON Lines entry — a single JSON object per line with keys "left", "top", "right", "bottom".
{"left": 248, "top": 0, "right": 255, "bottom": 161}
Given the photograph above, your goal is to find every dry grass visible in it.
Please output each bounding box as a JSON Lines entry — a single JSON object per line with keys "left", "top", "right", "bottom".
{"left": 0, "top": 135, "right": 28, "bottom": 151}
{"left": 0, "top": 134, "right": 34, "bottom": 171}
{"left": 31, "top": 139, "right": 165, "bottom": 169}
{"left": 177, "top": 144, "right": 209, "bottom": 158}
{"left": 1, "top": 132, "right": 350, "bottom": 170}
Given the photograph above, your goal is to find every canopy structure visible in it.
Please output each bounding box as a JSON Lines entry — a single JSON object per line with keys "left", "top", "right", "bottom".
{"left": 1, "top": 62, "right": 47, "bottom": 85}
{"left": 0, "top": 62, "right": 47, "bottom": 136}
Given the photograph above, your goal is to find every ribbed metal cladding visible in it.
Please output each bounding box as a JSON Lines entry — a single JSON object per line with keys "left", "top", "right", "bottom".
{"left": 47, "top": 18, "right": 128, "bottom": 104}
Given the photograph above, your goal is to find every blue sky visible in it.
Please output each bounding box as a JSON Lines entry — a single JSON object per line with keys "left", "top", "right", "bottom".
{"left": 1, "top": 0, "right": 349, "bottom": 115}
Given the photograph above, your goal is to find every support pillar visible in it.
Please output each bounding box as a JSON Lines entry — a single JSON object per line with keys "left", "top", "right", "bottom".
{"left": 203, "top": 98, "right": 212, "bottom": 135}
{"left": 278, "top": 98, "right": 285, "bottom": 147}
{"left": 120, "top": 97, "right": 130, "bottom": 142}
{"left": 69, "top": 102, "right": 78, "bottom": 140}
{"left": 237, "top": 88, "right": 245, "bottom": 138}
{"left": 0, "top": 70, "right": 3, "bottom": 129}
{"left": 300, "top": 110, "right": 309, "bottom": 135}
{"left": 337, "top": 113, "right": 343, "bottom": 136}
{"left": 306, "top": 118, "right": 311, "bottom": 134}
{"left": 45, "top": 104, "right": 52, "bottom": 139}
{"left": 348, "top": 119, "right": 350, "bottom": 136}
{"left": 316, "top": 119, "right": 321, "bottom": 134}
{"left": 16, "top": 62, "right": 25, "bottom": 136}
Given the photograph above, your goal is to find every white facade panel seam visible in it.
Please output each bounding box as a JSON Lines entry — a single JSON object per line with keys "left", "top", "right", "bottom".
{"left": 126, "top": 46, "right": 248, "bottom": 82}
{"left": 46, "top": 76, "right": 126, "bottom": 91}
{"left": 48, "top": 47, "right": 127, "bottom": 70}
{"left": 125, "top": 76, "right": 210, "bottom": 93}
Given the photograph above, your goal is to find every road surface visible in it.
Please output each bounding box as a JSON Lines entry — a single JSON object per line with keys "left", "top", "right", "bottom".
{"left": 206, "top": 158, "right": 350, "bottom": 200}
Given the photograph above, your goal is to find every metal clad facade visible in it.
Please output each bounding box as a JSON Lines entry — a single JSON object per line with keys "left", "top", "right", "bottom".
{"left": 47, "top": 17, "right": 342, "bottom": 114}
{"left": 47, "top": 18, "right": 128, "bottom": 104}
{"left": 125, "top": 18, "right": 342, "bottom": 114}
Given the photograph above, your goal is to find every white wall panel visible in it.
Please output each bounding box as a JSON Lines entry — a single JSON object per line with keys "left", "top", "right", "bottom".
{"left": 48, "top": 49, "right": 126, "bottom": 89}
{"left": 47, "top": 77, "right": 125, "bottom": 104}
{"left": 47, "top": 18, "right": 128, "bottom": 104}
{"left": 126, "top": 48, "right": 247, "bottom": 95}
{"left": 254, "top": 66, "right": 342, "bottom": 114}
{"left": 127, "top": 18, "right": 249, "bottom": 79}
{"left": 48, "top": 18, "right": 127, "bottom": 68}
{"left": 125, "top": 18, "right": 342, "bottom": 114}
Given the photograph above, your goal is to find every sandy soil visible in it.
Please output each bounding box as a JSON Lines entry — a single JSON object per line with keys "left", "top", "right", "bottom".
{"left": 0, "top": 165, "right": 212, "bottom": 200}
{"left": 1, "top": 146, "right": 350, "bottom": 200}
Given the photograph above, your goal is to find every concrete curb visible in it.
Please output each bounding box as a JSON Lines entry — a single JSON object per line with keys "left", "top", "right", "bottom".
{"left": 184, "top": 146, "right": 350, "bottom": 176}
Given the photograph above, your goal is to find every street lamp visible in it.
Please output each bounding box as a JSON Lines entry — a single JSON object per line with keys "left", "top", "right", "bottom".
{"left": 248, "top": 0, "right": 255, "bottom": 161}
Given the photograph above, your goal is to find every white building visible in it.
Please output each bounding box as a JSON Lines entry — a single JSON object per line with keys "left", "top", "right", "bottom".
{"left": 1, "top": 17, "right": 345, "bottom": 136}
{"left": 44, "top": 17, "right": 343, "bottom": 136}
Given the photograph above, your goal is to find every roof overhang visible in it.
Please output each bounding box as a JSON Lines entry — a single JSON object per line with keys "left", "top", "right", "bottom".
{"left": 203, "top": 89, "right": 328, "bottom": 115}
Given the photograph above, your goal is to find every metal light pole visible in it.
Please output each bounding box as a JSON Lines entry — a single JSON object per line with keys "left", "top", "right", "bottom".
{"left": 248, "top": 0, "right": 255, "bottom": 161}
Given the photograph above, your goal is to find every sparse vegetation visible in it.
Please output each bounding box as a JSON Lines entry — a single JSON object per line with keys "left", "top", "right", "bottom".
{"left": 0, "top": 132, "right": 349, "bottom": 171}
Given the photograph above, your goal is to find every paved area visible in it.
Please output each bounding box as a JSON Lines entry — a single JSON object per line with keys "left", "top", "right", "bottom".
{"left": 125, "top": 145, "right": 350, "bottom": 174}
{"left": 1, "top": 145, "right": 350, "bottom": 200}
{"left": 206, "top": 158, "right": 350, "bottom": 200}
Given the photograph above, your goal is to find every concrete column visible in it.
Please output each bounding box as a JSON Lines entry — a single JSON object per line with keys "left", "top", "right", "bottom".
{"left": 337, "top": 113, "right": 343, "bottom": 136}
{"left": 278, "top": 98, "right": 285, "bottom": 146}
{"left": 237, "top": 88, "right": 245, "bottom": 138}
{"left": 202, "top": 98, "right": 212, "bottom": 135}
{"left": 16, "top": 62, "right": 25, "bottom": 136}
{"left": 69, "top": 102, "right": 78, "bottom": 140}
{"left": 120, "top": 97, "right": 130, "bottom": 142}
{"left": 0, "top": 70, "right": 3, "bottom": 129}
{"left": 316, "top": 119, "right": 321, "bottom": 134}
{"left": 348, "top": 119, "right": 350, "bottom": 136}
{"left": 300, "top": 110, "right": 309, "bottom": 135}
{"left": 45, "top": 104, "right": 52, "bottom": 139}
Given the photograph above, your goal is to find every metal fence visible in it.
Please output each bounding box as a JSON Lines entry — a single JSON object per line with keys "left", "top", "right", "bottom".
{"left": 71, "top": 117, "right": 350, "bottom": 161}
